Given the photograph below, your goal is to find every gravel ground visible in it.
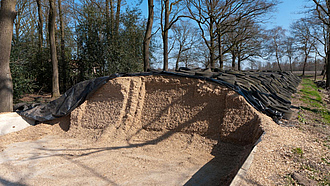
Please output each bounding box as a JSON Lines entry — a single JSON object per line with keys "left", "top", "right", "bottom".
{"left": 0, "top": 76, "right": 328, "bottom": 186}
{"left": 242, "top": 78, "right": 330, "bottom": 185}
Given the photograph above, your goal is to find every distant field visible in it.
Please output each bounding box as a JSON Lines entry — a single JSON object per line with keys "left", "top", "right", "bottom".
{"left": 292, "top": 71, "right": 323, "bottom": 75}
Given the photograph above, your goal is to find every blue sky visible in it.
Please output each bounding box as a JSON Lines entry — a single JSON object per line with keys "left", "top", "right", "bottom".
{"left": 269, "top": 0, "right": 312, "bottom": 30}
{"left": 127, "top": 0, "right": 311, "bottom": 30}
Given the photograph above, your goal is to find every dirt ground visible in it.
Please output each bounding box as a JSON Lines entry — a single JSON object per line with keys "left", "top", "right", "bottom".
{"left": 17, "top": 93, "right": 53, "bottom": 103}
{"left": 242, "top": 77, "right": 330, "bottom": 185}
{"left": 0, "top": 120, "right": 255, "bottom": 186}
{"left": 0, "top": 76, "right": 329, "bottom": 186}
{"left": 0, "top": 122, "right": 221, "bottom": 185}
{"left": 1, "top": 76, "right": 261, "bottom": 186}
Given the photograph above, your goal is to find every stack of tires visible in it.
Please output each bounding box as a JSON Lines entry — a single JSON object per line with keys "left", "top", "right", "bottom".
{"left": 176, "top": 68, "right": 301, "bottom": 121}
{"left": 16, "top": 68, "right": 301, "bottom": 123}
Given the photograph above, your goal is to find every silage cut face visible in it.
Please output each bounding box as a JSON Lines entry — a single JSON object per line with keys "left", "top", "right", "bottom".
{"left": 70, "top": 75, "right": 263, "bottom": 146}
{"left": 67, "top": 75, "right": 264, "bottom": 185}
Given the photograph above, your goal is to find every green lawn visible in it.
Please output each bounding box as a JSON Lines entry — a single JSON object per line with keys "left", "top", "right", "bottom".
{"left": 299, "top": 78, "right": 330, "bottom": 125}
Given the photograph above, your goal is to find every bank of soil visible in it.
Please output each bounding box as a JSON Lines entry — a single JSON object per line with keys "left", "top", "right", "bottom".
{"left": 0, "top": 76, "right": 329, "bottom": 185}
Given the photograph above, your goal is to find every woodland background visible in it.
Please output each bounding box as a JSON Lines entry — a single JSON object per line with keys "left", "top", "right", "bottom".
{"left": 4, "top": 0, "right": 330, "bottom": 102}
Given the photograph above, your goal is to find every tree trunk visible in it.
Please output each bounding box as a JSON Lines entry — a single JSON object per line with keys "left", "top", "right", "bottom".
{"left": 110, "top": 0, "right": 114, "bottom": 39}
{"left": 274, "top": 37, "right": 282, "bottom": 71}
{"left": 218, "top": 32, "right": 223, "bottom": 70}
{"left": 238, "top": 55, "right": 242, "bottom": 71}
{"left": 114, "top": 0, "right": 122, "bottom": 39}
{"left": 289, "top": 56, "right": 293, "bottom": 72}
{"left": 49, "top": 0, "right": 60, "bottom": 98}
{"left": 36, "top": 0, "right": 43, "bottom": 50}
{"left": 163, "top": 0, "right": 169, "bottom": 71}
{"left": 327, "top": 0, "right": 330, "bottom": 88}
{"left": 231, "top": 51, "right": 236, "bottom": 70}
{"left": 321, "top": 61, "right": 326, "bottom": 76}
{"left": 326, "top": 50, "right": 330, "bottom": 87}
{"left": 143, "top": 0, "right": 154, "bottom": 72}
{"left": 106, "top": 0, "right": 110, "bottom": 39}
{"left": 0, "top": 0, "right": 16, "bottom": 112}
{"left": 315, "top": 52, "right": 317, "bottom": 81}
{"left": 58, "top": 0, "right": 67, "bottom": 91}
{"left": 175, "top": 44, "right": 183, "bottom": 71}
{"left": 276, "top": 53, "right": 282, "bottom": 71}
{"left": 302, "top": 55, "right": 308, "bottom": 77}
{"left": 210, "top": 42, "right": 215, "bottom": 68}
{"left": 237, "top": 50, "right": 242, "bottom": 71}
{"left": 209, "top": 18, "right": 215, "bottom": 69}
{"left": 14, "top": 17, "right": 19, "bottom": 44}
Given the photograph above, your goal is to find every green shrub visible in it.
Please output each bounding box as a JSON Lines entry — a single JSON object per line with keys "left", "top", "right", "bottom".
{"left": 10, "top": 62, "right": 38, "bottom": 102}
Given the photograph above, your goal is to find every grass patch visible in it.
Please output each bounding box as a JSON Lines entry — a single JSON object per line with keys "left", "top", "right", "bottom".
{"left": 298, "top": 112, "right": 306, "bottom": 124}
{"left": 321, "top": 111, "right": 330, "bottom": 124}
{"left": 299, "top": 78, "right": 330, "bottom": 124}
{"left": 300, "top": 79, "right": 323, "bottom": 104}
{"left": 292, "top": 147, "right": 304, "bottom": 158}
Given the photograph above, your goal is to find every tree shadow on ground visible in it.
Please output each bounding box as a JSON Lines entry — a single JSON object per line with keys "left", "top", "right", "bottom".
{"left": 0, "top": 177, "right": 26, "bottom": 186}
{"left": 28, "top": 81, "right": 260, "bottom": 185}
{"left": 183, "top": 136, "right": 254, "bottom": 185}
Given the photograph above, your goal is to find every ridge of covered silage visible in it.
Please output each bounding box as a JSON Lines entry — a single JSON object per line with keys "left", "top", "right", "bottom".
{"left": 16, "top": 68, "right": 301, "bottom": 123}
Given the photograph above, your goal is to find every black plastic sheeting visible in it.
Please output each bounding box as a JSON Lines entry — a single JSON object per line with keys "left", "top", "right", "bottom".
{"left": 16, "top": 69, "right": 300, "bottom": 123}
{"left": 17, "top": 76, "right": 112, "bottom": 122}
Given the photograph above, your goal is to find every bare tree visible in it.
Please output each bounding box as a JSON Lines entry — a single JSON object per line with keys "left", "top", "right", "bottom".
{"left": 12, "top": 0, "right": 34, "bottom": 64}
{"left": 114, "top": 0, "right": 122, "bottom": 39}
{"left": 265, "top": 27, "right": 286, "bottom": 71}
{"left": 160, "top": 0, "right": 184, "bottom": 71}
{"left": 186, "top": 0, "right": 220, "bottom": 68}
{"left": 162, "top": 0, "right": 170, "bottom": 71}
{"left": 312, "top": 0, "right": 330, "bottom": 87}
{"left": 308, "top": 6, "right": 328, "bottom": 76}
{"left": 291, "top": 18, "right": 316, "bottom": 76}
{"left": 186, "top": 0, "right": 277, "bottom": 69}
{"left": 49, "top": 0, "right": 60, "bottom": 98}
{"left": 105, "top": 0, "right": 110, "bottom": 39}
{"left": 58, "top": 0, "right": 68, "bottom": 91}
{"left": 314, "top": 19, "right": 328, "bottom": 76}
{"left": 217, "top": 0, "right": 277, "bottom": 69}
{"left": 36, "top": 0, "right": 43, "bottom": 50}
{"left": 103, "top": 0, "right": 122, "bottom": 41}
{"left": 223, "top": 17, "right": 262, "bottom": 71}
{"left": 14, "top": 0, "right": 28, "bottom": 45}
{"left": 171, "top": 20, "right": 198, "bottom": 70}
{"left": 0, "top": 0, "right": 17, "bottom": 112}
{"left": 284, "top": 36, "right": 295, "bottom": 72}
{"left": 307, "top": 14, "right": 326, "bottom": 77}
{"left": 236, "top": 33, "right": 263, "bottom": 71}
{"left": 143, "top": 0, "right": 154, "bottom": 71}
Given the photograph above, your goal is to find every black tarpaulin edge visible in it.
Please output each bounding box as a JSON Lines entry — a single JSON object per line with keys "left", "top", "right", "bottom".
{"left": 16, "top": 70, "right": 301, "bottom": 123}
